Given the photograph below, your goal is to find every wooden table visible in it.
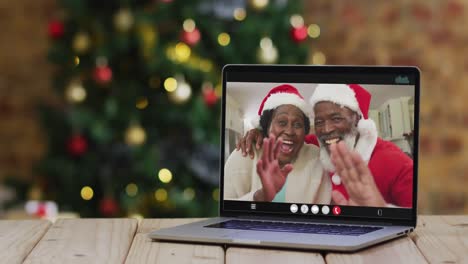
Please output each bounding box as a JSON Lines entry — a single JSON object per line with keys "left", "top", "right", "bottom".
{"left": 0, "top": 216, "right": 466, "bottom": 263}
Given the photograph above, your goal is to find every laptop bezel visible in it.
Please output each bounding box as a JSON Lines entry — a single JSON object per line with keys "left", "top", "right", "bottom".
{"left": 219, "top": 64, "right": 420, "bottom": 228}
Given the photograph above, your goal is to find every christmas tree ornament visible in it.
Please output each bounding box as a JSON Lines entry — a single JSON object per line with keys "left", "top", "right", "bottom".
{"left": 93, "top": 65, "right": 113, "bottom": 85}
{"left": 233, "top": 8, "right": 247, "bottom": 21}
{"left": 125, "top": 124, "right": 146, "bottom": 146}
{"left": 180, "top": 26, "right": 201, "bottom": 46}
{"left": 289, "top": 14, "right": 304, "bottom": 28}
{"left": 249, "top": 0, "right": 269, "bottom": 11}
{"left": 310, "top": 51, "right": 326, "bottom": 64}
{"left": 217, "top": 32, "right": 230, "bottom": 46}
{"left": 202, "top": 84, "right": 218, "bottom": 107}
{"left": 65, "top": 80, "right": 86, "bottom": 103}
{"left": 183, "top": 187, "right": 195, "bottom": 200}
{"left": 125, "top": 183, "right": 138, "bottom": 197}
{"left": 181, "top": 19, "right": 200, "bottom": 46}
{"left": 290, "top": 25, "right": 308, "bottom": 43}
{"left": 93, "top": 57, "right": 113, "bottom": 85}
{"left": 180, "top": 28, "right": 200, "bottom": 46}
{"left": 158, "top": 168, "right": 173, "bottom": 183}
{"left": 164, "top": 77, "right": 177, "bottom": 92}
{"left": 48, "top": 20, "right": 64, "bottom": 39}
{"left": 174, "top": 42, "right": 191, "bottom": 62}
{"left": 99, "top": 197, "right": 119, "bottom": 216}
{"left": 114, "top": 8, "right": 134, "bottom": 33}
{"left": 67, "top": 134, "right": 88, "bottom": 156}
{"left": 80, "top": 186, "right": 94, "bottom": 200}
{"left": 257, "top": 37, "right": 278, "bottom": 63}
{"left": 307, "top": 24, "right": 321, "bottom": 38}
{"left": 168, "top": 78, "right": 192, "bottom": 104}
{"left": 72, "top": 32, "right": 91, "bottom": 54}
{"left": 25, "top": 200, "right": 58, "bottom": 218}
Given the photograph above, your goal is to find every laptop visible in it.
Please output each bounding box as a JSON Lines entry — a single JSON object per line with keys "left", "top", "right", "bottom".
{"left": 149, "top": 65, "right": 420, "bottom": 251}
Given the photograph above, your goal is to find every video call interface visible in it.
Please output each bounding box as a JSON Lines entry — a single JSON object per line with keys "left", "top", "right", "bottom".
{"left": 222, "top": 70, "right": 417, "bottom": 220}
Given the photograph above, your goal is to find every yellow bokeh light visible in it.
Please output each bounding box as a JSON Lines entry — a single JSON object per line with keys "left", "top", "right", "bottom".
{"left": 183, "top": 19, "right": 196, "bottom": 32}
{"left": 233, "top": 8, "right": 246, "bottom": 21}
{"left": 260, "top": 37, "right": 273, "bottom": 50}
{"left": 212, "top": 188, "right": 219, "bottom": 201}
{"left": 290, "top": 14, "right": 304, "bottom": 28}
{"left": 74, "top": 56, "right": 80, "bottom": 66}
{"left": 126, "top": 183, "right": 138, "bottom": 197}
{"left": 66, "top": 82, "right": 86, "bottom": 103}
{"left": 158, "top": 168, "right": 173, "bottom": 183}
{"left": 164, "top": 77, "right": 177, "bottom": 92}
{"left": 251, "top": 0, "right": 269, "bottom": 10}
{"left": 217, "top": 33, "right": 230, "bottom": 46}
{"left": 308, "top": 24, "right": 321, "bottom": 38}
{"left": 81, "top": 186, "right": 94, "bottom": 200}
{"left": 312, "top": 51, "right": 326, "bottom": 65}
{"left": 154, "top": 188, "right": 168, "bottom": 202}
{"left": 125, "top": 125, "right": 146, "bottom": 146}
{"left": 136, "top": 97, "right": 148, "bottom": 109}
{"left": 183, "top": 187, "right": 195, "bottom": 200}
{"left": 175, "top": 42, "right": 191, "bottom": 62}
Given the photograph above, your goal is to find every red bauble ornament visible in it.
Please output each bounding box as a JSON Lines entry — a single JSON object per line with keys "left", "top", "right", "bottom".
{"left": 48, "top": 20, "right": 65, "bottom": 39}
{"left": 36, "top": 203, "right": 47, "bottom": 218}
{"left": 67, "top": 134, "right": 88, "bottom": 156}
{"left": 203, "top": 89, "right": 218, "bottom": 107}
{"left": 180, "top": 28, "right": 201, "bottom": 46}
{"left": 93, "top": 66, "right": 113, "bottom": 85}
{"left": 99, "top": 197, "right": 119, "bottom": 217}
{"left": 290, "top": 26, "right": 308, "bottom": 43}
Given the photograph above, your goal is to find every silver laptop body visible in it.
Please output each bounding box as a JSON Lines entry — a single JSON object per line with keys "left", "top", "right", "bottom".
{"left": 149, "top": 65, "right": 419, "bottom": 251}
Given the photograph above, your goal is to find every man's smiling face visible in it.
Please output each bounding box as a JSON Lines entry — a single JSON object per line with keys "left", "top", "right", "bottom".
{"left": 313, "top": 101, "right": 358, "bottom": 153}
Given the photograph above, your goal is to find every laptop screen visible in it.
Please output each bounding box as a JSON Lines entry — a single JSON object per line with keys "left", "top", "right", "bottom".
{"left": 221, "top": 65, "right": 419, "bottom": 222}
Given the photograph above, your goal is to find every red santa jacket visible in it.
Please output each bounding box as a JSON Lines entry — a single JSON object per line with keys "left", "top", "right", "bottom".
{"left": 305, "top": 135, "right": 413, "bottom": 207}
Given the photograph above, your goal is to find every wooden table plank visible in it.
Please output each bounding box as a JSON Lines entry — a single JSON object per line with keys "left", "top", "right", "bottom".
{"left": 0, "top": 220, "right": 51, "bottom": 264}
{"left": 23, "top": 218, "right": 137, "bottom": 264}
{"left": 325, "top": 236, "right": 427, "bottom": 264}
{"left": 226, "top": 247, "right": 325, "bottom": 264}
{"left": 125, "top": 218, "right": 224, "bottom": 264}
{"left": 411, "top": 215, "right": 468, "bottom": 263}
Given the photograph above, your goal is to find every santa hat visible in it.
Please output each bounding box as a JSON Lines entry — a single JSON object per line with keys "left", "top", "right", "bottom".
{"left": 309, "top": 84, "right": 378, "bottom": 163}
{"left": 258, "top": 84, "right": 308, "bottom": 116}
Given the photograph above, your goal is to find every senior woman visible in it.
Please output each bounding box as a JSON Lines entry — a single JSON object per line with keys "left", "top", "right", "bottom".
{"left": 224, "top": 84, "right": 331, "bottom": 204}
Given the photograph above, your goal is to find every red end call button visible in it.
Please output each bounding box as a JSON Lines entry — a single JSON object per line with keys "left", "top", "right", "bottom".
{"left": 332, "top": 206, "right": 341, "bottom": 215}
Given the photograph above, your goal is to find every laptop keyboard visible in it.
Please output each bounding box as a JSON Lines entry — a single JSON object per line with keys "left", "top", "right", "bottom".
{"left": 206, "top": 220, "right": 382, "bottom": 236}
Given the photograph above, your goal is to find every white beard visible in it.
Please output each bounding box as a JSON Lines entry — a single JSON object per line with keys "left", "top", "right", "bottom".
{"left": 319, "top": 132, "right": 358, "bottom": 173}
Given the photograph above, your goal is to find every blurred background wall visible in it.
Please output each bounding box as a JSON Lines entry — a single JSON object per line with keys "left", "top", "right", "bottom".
{"left": 0, "top": 0, "right": 467, "bottom": 217}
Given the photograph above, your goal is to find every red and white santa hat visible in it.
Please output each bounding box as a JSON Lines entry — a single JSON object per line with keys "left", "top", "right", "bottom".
{"left": 309, "top": 84, "right": 378, "bottom": 162}
{"left": 258, "top": 84, "right": 308, "bottom": 116}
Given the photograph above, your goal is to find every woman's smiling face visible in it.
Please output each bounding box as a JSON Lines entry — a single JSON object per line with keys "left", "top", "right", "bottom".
{"left": 268, "top": 104, "right": 306, "bottom": 166}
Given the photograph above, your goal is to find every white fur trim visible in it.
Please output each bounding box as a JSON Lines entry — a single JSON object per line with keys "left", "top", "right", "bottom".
{"left": 318, "top": 119, "right": 377, "bottom": 172}
{"left": 262, "top": 93, "right": 308, "bottom": 115}
{"left": 309, "top": 84, "right": 361, "bottom": 117}
{"left": 319, "top": 146, "right": 335, "bottom": 172}
{"left": 354, "top": 119, "right": 378, "bottom": 162}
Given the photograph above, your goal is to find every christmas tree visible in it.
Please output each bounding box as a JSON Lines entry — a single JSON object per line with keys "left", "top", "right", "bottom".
{"left": 37, "top": 0, "right": 312, "bottom": 218}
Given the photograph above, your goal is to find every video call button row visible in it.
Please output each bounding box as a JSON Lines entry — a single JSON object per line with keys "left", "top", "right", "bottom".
{"left": 290, "top": 204, "right": 341, "bottom": 216}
